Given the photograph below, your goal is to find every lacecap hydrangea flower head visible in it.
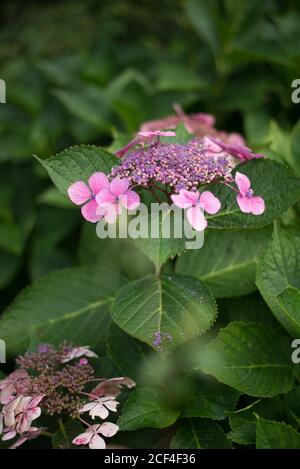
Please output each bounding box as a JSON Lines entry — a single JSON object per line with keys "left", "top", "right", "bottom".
{"left": 0, "top": 343, "right": 135, "bottom": 449}
{"left": 68, "top": 108, "right": 265, "bottom": 231}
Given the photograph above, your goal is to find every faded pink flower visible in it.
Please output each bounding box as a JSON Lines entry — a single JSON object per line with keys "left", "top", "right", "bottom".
{"left": 0, "top": 370, "right": 28, "bottom": 405}
{"left": 235, "top": 172, "right": 265, "bottom": 215}
{"left": 171, "top": 189, "right": 221, "bottom": 231}
{"left": 14, "top": 396, "right": 43, "bottom": 434}
{"left": 68, "top": 172, "right": 109, "bottom": 223}
{"left": 61, "top": 346, "right": 98, "bottom": 363}
{"left": 96, "top": 177, "right": 140, "bottom": 224}
{"left": 8, "top": 426, "right": 45, "bottom": 449}
{"left": 205, "top": 136, "right": 263, "bottom": 162}
{"left": 0, "top": 397, "right": 22, "bottom": 430}
{"left": 80, "top": 396, "right": 119, "bottom": 420}
{"left": 73, "top": 422, "right": 119, "bottom": 449}
{"left": 115, "top": 130, "right": 176, "bottom": 158}
{"left": 91, "top": 377, "right": 136, "bottom": 399}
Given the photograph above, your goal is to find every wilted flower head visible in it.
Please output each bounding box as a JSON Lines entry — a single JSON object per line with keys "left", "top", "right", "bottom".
{"left": 0, "top": 343, "right": 135, "bottom": 449}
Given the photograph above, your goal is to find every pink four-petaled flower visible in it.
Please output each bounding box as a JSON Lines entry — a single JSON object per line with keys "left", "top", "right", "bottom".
{"left": 171, "top": 190, "right": 221, "bottom": 231}
{"left": 80, "top": 396, "right": 119, "bottom": 420}
{"left": 235, "top": 172, "right": 265, "bottom": 215}
{"left": 96, "top": 177, "right": 140, "bottom": 224}
{"left": 72, "top": 422, "right": 119, "bottom": 449}
{"left": 68, "top": 172, "right": 110, "bottom": 223}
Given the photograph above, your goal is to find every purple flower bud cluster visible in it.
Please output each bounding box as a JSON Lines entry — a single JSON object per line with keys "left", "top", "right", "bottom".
{"left": 110, "top": 141, "right": 233, "bottom": 191}
{"left": 153, "top": 331, "right": 173, "bottom": 351}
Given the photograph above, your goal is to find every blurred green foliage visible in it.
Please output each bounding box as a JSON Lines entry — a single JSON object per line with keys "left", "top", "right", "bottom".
{"left": 0, "top": 0, "right": 300, "bottom": 309}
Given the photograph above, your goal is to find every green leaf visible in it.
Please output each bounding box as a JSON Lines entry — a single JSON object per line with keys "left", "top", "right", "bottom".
{"left": 196, "top": 321, "right": 294, "bottom": 397}
{"left": 207, "top": 160, "right": 300, "bottom": 229}
{"left": 186, "top": 0, "right": 221, "bottom": 57}
{"left": 285, "top": 386, "right": 300, "bottom": 425}
{"left": 182, "top": 377, "right": 240, "bottom": 420}
{"left": 107, "top": 323, "right": 154, "bottom": 382}
{"left": 256, "top": 417, "right": 300, "bottom": 449}
{"left": 290, "top": 119, "right": 300, "bottom": 175}
{"left": 111, "top": 273, "right": 217, "bottom": 350}
{"left": 0, "top": 265, "right": 125, "bottom": 356}
{"left": 133, "top": 211, "right": 187, "bottom": 271}
{"left": 170, "top": 419, "right": 232, "bottom": 449}
{"left": 35, "top": 145, "right": 118, "bottom": 195}
{"left": 156, "top": 65, "right": 207, "bottom": 92}
{"left": 228, "top": 397, "right": 286, "bottom": 445}
{"left": 256, "top": 226, "right": 300, "bottom": 337}
{"left": 117, "top": 387, "right": 180, "bottom": 431}
{"left": 176, "top": 227, "right": 271, "bottom": 298}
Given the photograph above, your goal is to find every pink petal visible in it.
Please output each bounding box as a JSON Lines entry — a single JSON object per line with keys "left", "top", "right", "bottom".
{"left": 104, "top": 204, "right": 120, "bottom": 224}
{"left": 104, "top": 400, "right": 119, "bottom": 412}
{"left": 138, "top": 130, "right": 176, "bottom": 138}
{"left": 27, "top": 407, "right": 41, "bottom": 421}
{"left": 28, "top": 396, "right": 44, "bottom": 409}
{"left": 110, "top": 177, "right": 129, "bottom": 197}
{"left": 203, "top": 136, "right": 223, "bottom": 153}
{"left": 186, "top": 206, "right": 207, "bottom": 231}
{"left": 2, "top": 430, "right": 16, "bottom": 441}
{"left": 4, "top": 412, "right": 15, "bottom": 427}
{"left": 249, "top": 196, "right": 265, "bottom": 215}
{"left": 237, "top": 194, "right": 252, "bottom": 213}
{"left": 171, "top": 190, "right": 199, "bottom": 209}
{"left": 92, "top": 404, "right": 109, "bottom": 420}
{"left": 89, "top": 434, "right": 106, "bottom": 449}
{"left": 68, "top": 181, "right": 91, "bottom": 205}
{"left": 235, "top": 172, "right": 251, "bottom": 196}
{"left": 98, "top": 422, "right": 119, "bottom": 437}
{"left": 199, "top": 191, "right": 221, "bottom": 214}
{"left": 73, "top": 432, "right": 92, "bottom": 446}
{"left": 96, "top": 188, "right": 116, "bottom": 207}
{"left": 81, "top": 200, "right": 103, "bottom": 223}
{"left": 119, "top": 190, "right": 140, "bottom": 210}
{"left": 88, "top": 173, "right": 109, "bottom": 195}
{"left": 80, "top": 402, "right": 95, "bottom": 413}
{"left": 17, "top": 415, "right": 31, "bottom": 434}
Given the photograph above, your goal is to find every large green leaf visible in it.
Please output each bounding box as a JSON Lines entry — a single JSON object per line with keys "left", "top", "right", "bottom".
{"left": 207, "top": 160, "right": 300, "bottom": 229}
{"left": 228, "top": 397, "right": 286, "bottom": 445}
{"left": 111, "top": 273, "right": 217, "bottom": 350}
{"left": 256, "top": 417, "right": 300, "bottom": 449}
{"left": 117, "top": 387, "right": 180, "bottom": 431}
{"left": 0, "top": 265, "right": 125, "bottom": 356}
{"left": 170, "top": 419, "right": 232, "bottom": 449}
{"left": 133, "top": 211, "right": 187, "bottom": 272}
{"left": 35, "top": 145, "right": 118, "bottom": 194}
{"left": 256, "top": 226, "right": 300, "bottom": 337}
{"left": 176, "top": 227, "right": 271, "bottom": 297}
{"left": 196, "top": 322, "right": 294, "bottom": 397}
{"left": 290, "top": 118, "right": 300, "bottom": 175}
{"left": 182, "top": 376, "right": 240, "bottom": 420}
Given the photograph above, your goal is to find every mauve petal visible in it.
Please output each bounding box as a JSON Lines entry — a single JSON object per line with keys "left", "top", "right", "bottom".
{"left": 89, "top": 434, "right": 106, "bottom": 449}
{"left": 203, "top": 136, "right": 223, "bottom": 153}
{"left": 186, "top": 206, "right": 207, "bottom": 231}
{"left": 119, "top": 190, "right": 140, "bottom": 210}
{"left": 199, "top": 191, "right": 221, "bottom": 214}
{"left": 73, "top": 432, "right": 92, "bottom": 446}
{"left": 81, "top": 200, "right": 102, "bottom": 223}
{"left": 88, "top": 173, "right": 109, "bottom": 194}
{"left": 250, "top": 196, "right": 265, "bottom": 215}
{"left": 28, "top": 396, "right": 43, "bottom": 409}
{"left": 98, "top": 422, "right": 119, "bottom": 438}
{"left": 237, "top": 194, "right": 252, "bottom": 213}
{"left": 96, "top": 188, "right": 116, "bottom": 207}
{"left": 171, "top": 190, "right": 199, "bottom": 209}
{"left": 2, "top": 430, "right": 16, "bottom": 441}
{"left": 0, "top": 385, "right": 15, "bottom": 404}
{"left": 68, "top": 181, "right": 91, "bottom": 205}
{"left": 4, "top": 412, "right": 15, "bottom": 427}
{"left": 235, "top": 172, "right": 251, "bottom": 196}
{"left": 110, "top": 177, "right": 129, "bottom": 196}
